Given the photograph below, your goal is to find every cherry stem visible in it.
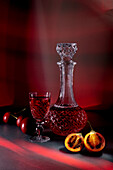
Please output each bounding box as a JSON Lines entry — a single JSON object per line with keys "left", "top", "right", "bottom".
{"left": 87, "top": 120, "right": 93, "bottom": 131}
{"left": 10, "top": 113, "right": 17, "bottom": 119}
{"left": 10, "top": 108, "right": 26, "bottom": 119}
{"left": 16, "top": 108, "right": 26, "bottom": 114}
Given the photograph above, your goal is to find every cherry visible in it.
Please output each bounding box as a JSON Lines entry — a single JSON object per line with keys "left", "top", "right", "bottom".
{"left": 3, "top": 112, "right": 11, "bottom": 123}
{"left": 21, "top": 117, "right": 29, "bottom": 134}
{"left": 16, "top": 115, "right": 23, "bottom": 127}
{"left": 21, "top": 117, "right": 36, "bottom": 135}
{"left": 3, "top": 112, "right": 22, "bottom": 125}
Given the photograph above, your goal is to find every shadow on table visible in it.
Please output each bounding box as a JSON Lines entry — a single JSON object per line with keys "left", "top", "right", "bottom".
{"left": 59, "top": 147, "right": 103, "bottom": 157}
{"left": 59, "top": 147, "right": 79, "bottom": 154}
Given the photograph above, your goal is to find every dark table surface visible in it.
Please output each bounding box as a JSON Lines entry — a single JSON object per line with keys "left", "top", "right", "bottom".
{"left": 0, "top": 110, "right": 113, "bottom": 170}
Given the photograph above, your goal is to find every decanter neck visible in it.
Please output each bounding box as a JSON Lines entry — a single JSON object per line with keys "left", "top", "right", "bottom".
{"left": 55, "top": 60, "right": 78, "bottom": 107}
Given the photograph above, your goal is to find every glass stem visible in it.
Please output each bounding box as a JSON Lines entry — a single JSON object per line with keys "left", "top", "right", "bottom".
{"left": 36, "top": 122, "right": 44, "bottom": 137}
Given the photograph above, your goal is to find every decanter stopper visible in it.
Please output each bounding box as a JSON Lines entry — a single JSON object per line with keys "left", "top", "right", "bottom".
{"left": 56, "top": 43, "right": 78, "bottom": 61}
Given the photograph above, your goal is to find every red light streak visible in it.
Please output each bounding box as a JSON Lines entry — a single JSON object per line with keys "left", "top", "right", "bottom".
{"left": 21, "top": 141, "right": 112, "bottom": 170}
{"left": 0, "top": 137, "right": 25, "bottom": 155}
{"left": 0, "top": 137, "right": 113, "bottom": 170}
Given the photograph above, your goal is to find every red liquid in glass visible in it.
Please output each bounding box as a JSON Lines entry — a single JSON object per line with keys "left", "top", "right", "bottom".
{"left": 29, "top": 96, "right": 50, "bottom": 122}
{"left": 48, "top": 105, "right": 87, "bottom": 136}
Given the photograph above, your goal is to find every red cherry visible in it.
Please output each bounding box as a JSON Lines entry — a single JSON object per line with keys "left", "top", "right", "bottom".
{"left": 21, "top": 117, "right": 36, "bottom": 134}
{"left": 21, "top": 117, "right": 30, "bottom": 134}
{"left": 16, "top": 116, "right": 23, "bottom": 127}
{"left": 3, "top": 112, "right": 11, "bottom": 123}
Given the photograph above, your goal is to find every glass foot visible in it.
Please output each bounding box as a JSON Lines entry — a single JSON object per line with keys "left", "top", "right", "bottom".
{"left": 30, "top": 135, "right": 50, "bottom": 143}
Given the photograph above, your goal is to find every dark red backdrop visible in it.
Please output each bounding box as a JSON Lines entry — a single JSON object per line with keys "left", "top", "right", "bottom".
{"left": 0, "top": 0, "right": 113, "bottom": 109}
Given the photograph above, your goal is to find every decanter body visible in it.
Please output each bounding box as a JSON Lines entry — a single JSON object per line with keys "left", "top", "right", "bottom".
{"left": 47, "top": 43, "right": 87, "bottom": 136}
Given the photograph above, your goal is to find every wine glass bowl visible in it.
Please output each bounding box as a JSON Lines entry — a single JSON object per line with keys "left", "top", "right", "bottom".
{"left": 29, "top": 92, "right": 51, "bottom": 142}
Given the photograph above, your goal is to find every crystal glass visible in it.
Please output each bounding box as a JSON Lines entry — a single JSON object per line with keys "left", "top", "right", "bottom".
{"left": 46, "top": 43, "right": 87, "bottom": 136}
{"left": 29, "top": 92, "right": 51, "bottom": 142}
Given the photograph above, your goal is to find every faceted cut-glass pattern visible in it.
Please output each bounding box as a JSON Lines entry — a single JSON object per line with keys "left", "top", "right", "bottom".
{"left": 56, "top": 43, "right": 78, "bottom": 59}
{"left": 29, "top": 97, "right": 50, "bottom": 122}
{"left": 47, "top": 105, "right": 87, "bottom": 136}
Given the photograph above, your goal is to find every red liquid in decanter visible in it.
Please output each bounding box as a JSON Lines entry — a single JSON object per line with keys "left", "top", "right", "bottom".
{"left": 48, "top": 105, "right": 87, "bottom": 136}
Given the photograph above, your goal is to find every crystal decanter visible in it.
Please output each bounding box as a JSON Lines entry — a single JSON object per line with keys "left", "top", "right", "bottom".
{"left": 47, "top": 43, "right": 87, "bottom": 136}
